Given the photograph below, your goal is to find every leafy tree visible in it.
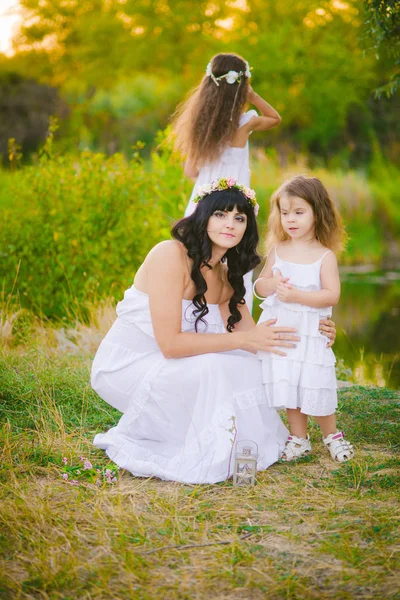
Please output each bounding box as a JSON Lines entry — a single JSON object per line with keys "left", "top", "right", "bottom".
{"left": 363, "top": 0, "right": 400, "bottom": 97}
{"left": 2, "top": 0, "right": 398, "bottom": 161}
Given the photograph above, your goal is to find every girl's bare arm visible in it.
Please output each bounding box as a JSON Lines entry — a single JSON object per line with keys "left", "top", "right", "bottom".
{"left": 254, "top": 252, "right": 287, "bottom": 298}
{"left": 277, "top": 253, "right": 340, "bottom": 308}
{"left": 247, "top": 87, "right": 282, "bottom": 131}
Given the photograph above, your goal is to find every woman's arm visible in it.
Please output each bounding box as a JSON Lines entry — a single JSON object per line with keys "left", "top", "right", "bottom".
{"left": 146, "top": 242, "right": 299, "bottom": 359}
{"left": 320, "top": 318, "right": 336, "bottom": 348}
{"left": 247, "top": 86, "right": 282, "bottom": 132}
{"left": 276, "top": 253, "right": 340, "bottom": 308}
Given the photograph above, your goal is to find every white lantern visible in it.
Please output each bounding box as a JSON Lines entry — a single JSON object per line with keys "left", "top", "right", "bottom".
{"left": 233, "top": 440, "right": 258, "bottom": 486}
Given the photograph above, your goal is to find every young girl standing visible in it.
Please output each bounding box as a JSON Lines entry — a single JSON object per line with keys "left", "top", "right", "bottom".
{"left": 171, "top": 52, "right": 282, "bottom": 308}
{"left": 255, "top": 175, "right": 354, "bottom": 463}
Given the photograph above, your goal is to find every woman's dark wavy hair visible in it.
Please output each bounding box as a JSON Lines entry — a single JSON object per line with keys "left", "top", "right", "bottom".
{"left": 171, "top": 188, "right": 261, "bottom": 332}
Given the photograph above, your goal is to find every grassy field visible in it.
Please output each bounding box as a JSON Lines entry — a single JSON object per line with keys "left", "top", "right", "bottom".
{"left": 1, "top": 314, "right": 399, "bottom": 599}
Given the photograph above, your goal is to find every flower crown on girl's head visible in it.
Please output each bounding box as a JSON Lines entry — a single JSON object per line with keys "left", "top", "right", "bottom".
{"left": 193, "top": 178, "right": 259, "bottom": 216}
{"left": 206, "top": 60, "right": 252, "bottom": 86}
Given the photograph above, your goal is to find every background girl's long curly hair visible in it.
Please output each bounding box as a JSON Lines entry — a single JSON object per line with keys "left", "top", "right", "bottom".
{"left": 170, "top": 53, "right": 250, "bottom": 168}
{"left": 265, "top": 175, "right": 347, "bottom": 256}
{"left": 172, "top": 189, "right": 261, "bottom": 332}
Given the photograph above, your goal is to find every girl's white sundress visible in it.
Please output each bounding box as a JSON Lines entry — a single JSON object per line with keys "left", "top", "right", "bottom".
{"left": 185, "top": 109, "right": 258, "bottom": 217}
{"left": 91, "top": 284, "right": 288, "bottom": 484}
{"left": 185, "top": 109, "right": 258, "bottom": 311}
{"left": 256, "top": 247, "right": 337, "bottom": 417}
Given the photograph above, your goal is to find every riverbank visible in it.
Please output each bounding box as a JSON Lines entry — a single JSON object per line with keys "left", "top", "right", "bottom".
{"left": 0, "top": 324, "right": 399, "bottom": 598}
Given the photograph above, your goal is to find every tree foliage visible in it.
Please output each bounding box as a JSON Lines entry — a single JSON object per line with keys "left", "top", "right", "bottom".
{"left": 363, "top": 0, "right": 400, "bottom": 97}
{"left": 1, "top": 0, "right": 398, "bottom": 162}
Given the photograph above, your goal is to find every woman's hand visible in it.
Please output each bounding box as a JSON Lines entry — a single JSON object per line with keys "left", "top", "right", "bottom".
{"left": 319, "top": 318, "right": 336, "bottom": 348}
{"left": 243, "top": 319, "right": 300, "bottom": 356}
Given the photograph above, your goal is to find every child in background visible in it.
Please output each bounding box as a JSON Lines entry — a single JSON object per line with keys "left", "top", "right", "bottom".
{"left": 255, "top": 175, "right": 354, "bottom": 463}
{"left": 171, "top": 52, "right": 281, "bottom": 309}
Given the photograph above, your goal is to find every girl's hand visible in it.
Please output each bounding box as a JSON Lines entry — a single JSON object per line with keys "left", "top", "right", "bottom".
{"left": 244, "top": 319, "right": 300, "bottom": 356}
{"left": 276, "top": 281, "right": 296, "bottom": 303}
{"left": 273, "top": 269, "right": 289, "bottom": 291}
{"left": 319, "top": 318, "right": 336, "bottom": 347}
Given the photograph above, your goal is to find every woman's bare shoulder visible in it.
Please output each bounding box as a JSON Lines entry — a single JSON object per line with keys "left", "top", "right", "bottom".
{"left": 146, "top": 240, "right": 187, "bottom": 264}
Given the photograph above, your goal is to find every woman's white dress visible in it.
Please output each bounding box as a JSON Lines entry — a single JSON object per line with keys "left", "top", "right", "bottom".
{"left": 185, "top": 109, "right": 258, "bottom": 310}
{"left": 92, "top": 285, "right": 288, "bottom": 484}
{"left": 257, "top": 247, "right": 337, "bottom": 417}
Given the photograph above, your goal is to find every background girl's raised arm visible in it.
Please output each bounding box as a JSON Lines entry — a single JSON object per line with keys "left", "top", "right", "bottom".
{"left": 247, "top": 87, "right": 282, "bottom": 132}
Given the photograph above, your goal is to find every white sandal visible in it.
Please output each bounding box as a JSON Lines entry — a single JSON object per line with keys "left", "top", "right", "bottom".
{"left": 323, "top": 431, "right": 354, "bottom": 463}
{"left": 281, "top": 435, "right": 312, "bottom": 461}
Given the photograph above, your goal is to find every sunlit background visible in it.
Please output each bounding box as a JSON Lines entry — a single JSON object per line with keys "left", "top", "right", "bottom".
{"left": 0, "top": 0, "right": 20, "bottom": 55}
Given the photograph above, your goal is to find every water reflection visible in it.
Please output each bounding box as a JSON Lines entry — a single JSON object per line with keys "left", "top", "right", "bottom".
{"left": 253, "top": 270, "right": 400, "bottom": 390}
{"left": 334, "top": 270, "right": 400, "bottom": 389}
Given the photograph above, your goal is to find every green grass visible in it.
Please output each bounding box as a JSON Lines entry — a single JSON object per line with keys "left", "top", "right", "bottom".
{"left": 0, "top": 331, "right": 399, "bottom": 599}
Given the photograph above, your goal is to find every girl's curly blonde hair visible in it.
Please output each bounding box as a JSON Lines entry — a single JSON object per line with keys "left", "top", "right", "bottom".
{"left": 265, "top": 175, "right": 347, "bottom": 256}
{"left": 170, "top": 53, "right": 250, "bottom": 168}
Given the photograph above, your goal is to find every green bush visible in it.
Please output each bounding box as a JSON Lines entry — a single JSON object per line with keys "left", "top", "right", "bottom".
{"left": 0, "top": 143, "right": 189, "bottom": 319}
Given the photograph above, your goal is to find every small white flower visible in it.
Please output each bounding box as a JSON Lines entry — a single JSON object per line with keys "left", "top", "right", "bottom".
{"left": 201, "top": 183, "right": 213, "bottom": 195}
{"left": 206, "top": 61, "right": 212, "bottom": 76}
{"left": 245, "top": 61, "right": 252, "bottom": 78}
{"left": 225, "top": 70, "right": 239, "bottom": 84}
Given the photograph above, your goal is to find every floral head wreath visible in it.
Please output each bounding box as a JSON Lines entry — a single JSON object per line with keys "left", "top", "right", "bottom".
{"left": 193, "top": 178, "right": 259, "bottom": 216}
{"left": 206, "top": 60, "right": 252, "bottom": 87}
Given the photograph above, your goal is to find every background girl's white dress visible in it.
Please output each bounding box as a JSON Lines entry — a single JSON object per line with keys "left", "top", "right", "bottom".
{"left": 184, "top": 109, "right": 258, "bottom": 217}
{"left": 91, "top": 285, "right": 288, "bottom": 484}
{"left": 184, "top": 109, "right": 258, "bottom": 310}
{"left": 257, "top": 248, "right": 337, "bottom": 417}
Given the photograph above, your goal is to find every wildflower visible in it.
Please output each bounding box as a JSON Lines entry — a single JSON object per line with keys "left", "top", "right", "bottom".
{"left": 83, "top": 459, "right": 93, "bottom": 470}
{"left": 62, "top": 473, "right": 68, "bottom": 481}
{"left": 62, "top": 457, "right": 68, "bottom": 464}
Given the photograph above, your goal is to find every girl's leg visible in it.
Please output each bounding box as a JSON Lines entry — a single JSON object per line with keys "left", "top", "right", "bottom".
{"left": 316, "top": 413, "right": 354, "bottom": 463}
{"left": 287, "top": 408, "right": 308, "bottom": 438}
{"left": 281, "top": 409, "right": 311, "bottom": 461}
{"left": 314, "top": 414, "right": 337, "bottom": 438}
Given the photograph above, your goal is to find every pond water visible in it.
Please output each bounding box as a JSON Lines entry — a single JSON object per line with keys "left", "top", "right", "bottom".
{"left": 334, "top": 269, "right": 400, "bottom": 390}
{"left": 253, "top": 269, "right": 400, "bottom": 390}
